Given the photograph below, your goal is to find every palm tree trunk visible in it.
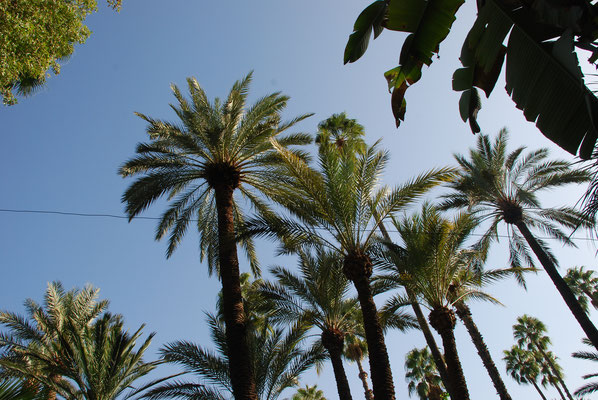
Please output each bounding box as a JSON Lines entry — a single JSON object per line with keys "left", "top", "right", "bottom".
{"left": 344, "top": 252, "right": 395, "bottom": 400}
{"left": 429, "top": 307, "right": 470, "bottom": 400}
{"left": 550, "top": 377, "right": 567, "bottom": 400}
{"left": 455, "top": 302, "right": 512, "bottom": 400}
{"left": 214, "top": 184, "right": 258, "bottom": 400}
{"left": 409, "top": 295, "right": 452, "bottom": 394}
{"left": 537, "top": 347, "right": 574, "bottom": 400}
{"left": 375, "top": 218, "right": 451, "bottom": 394}
{"left": 530, "top": 380, "right": 548, "bottom": 400}
{"left": 322, "top": 330, "right": 353, "bottom": 400}
{"left": 516, "top": 222, "right": 598, "bottom": 350}
{"left": 356, "top": 358, "right": 374, "bottom": 400}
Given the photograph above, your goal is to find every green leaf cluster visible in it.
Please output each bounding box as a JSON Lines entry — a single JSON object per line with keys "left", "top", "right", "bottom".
{"left": 0, "top": 0, "right": 121, "bottom": 105}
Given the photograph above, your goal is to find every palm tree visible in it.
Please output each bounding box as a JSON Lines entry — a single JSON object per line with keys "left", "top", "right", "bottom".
{"left": 143, "top": 313, "right": 324, "bottom": 400}
{"left": 379, "top": 205, "right": 485, "bottom": 400}
{"left": 258, "top": 249, "right": 359, "bottom": 400}
{"left": 0, "top": 282, "right": 155, "bottom": 400}
{"left": 246, "top": 135, "right": 453, "bottom": 400}
{"left": 503, "top": 346, "right": 547, "bottom": 400}
{"left": 291, "top": 385, "right": 326, "bottom": 400}
{"left": 513, "top": 315, "right": 574, "bottom": 400}
{"left": 343, "top": 335, "right": 373, "bottom": 400}
{"left": 564, "top": 266, "right": 598, "bottom": 313}
{"left": 0, "top": 282, "right": 109, "bottom": 400}
{"left": 119, "top": 72, "right": 312, "bottom": 400}
{"left": 404, "top": 347, "right": 445, "bottom": 400}
{"left": 315, "top": 112, "right": 366, "bottom": 156}
{"left": 572, "top": 339, "right": 598, "bottom": 396}
{"left": 440, "top": 129, "right": 598, "bottom": 348}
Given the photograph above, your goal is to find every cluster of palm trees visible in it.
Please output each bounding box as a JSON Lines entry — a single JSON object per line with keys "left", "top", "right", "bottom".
{"left": 2, "top": 73, "right": 597, "bottom": 400}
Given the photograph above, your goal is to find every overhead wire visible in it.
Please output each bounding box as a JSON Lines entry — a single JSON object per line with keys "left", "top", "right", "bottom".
{"left": 1, "top": 208, "right": 597, "bottom": 243}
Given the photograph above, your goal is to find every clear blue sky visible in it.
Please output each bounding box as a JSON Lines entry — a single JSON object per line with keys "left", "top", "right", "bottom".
{"left": 1, "top": 1, "right": 597, "bottom": 399}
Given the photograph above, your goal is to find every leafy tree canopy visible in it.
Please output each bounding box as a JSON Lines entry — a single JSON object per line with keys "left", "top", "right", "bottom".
{"left": 0, "top": 0, "right": 121, "bottom": 105}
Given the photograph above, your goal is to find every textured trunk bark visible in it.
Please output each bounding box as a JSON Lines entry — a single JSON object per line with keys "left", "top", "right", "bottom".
{"left": 550, "top": 377, "right": 567, "bottom": 400}
{"left": 537, "top": 347, "right": 574, "bottom": 400}
{"left": 429, "top": 307, "right": 470, "bottom": 400}
{"left": 350, "top": 272, "right": 395, "bottom": 400}
{"left": 214, "top": 184, "right": 258, "bottom": 400}
{"left": 322, "top": 330, "right": 353, "bottom": 400}
{"left": 530, "top": 380, "right": 548, "bottom": 400}
{"left": 455, "top": 302, "right": 512, "bottom": 400}
{"left": 410, "top": 296, "right": 452, "bottom": 395}
{"left": 516, "top": 222, "right": 598, "bottom": 350}
{"left": 356, "top": 358, "right": 374, "bottom": 400}
{"left": 375, "top": 218, "right": 451, "bottom": 395}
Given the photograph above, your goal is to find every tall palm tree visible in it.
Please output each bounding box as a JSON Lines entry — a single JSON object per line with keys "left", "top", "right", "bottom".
{"left": 572, "top": 339, "right": 598, "bottom": 397}
{"left": 440, "top": 129, "right": 598, "bottom": 348}
{"left": 503, "top": 346, "right": 547, "bottom": 400}
{"left": 379, "top": 205, "right": 487, "bottom": 400}
{"left": 119, "top": 72, "right": 312, "bottom": 400}
{"left": 343, "top": 335, "right": 373, "bottom": 400}
{"left": 258, "top": 249, "right": 359, "bottom": 400}
{"left": 246, "top": 135, "right": 453, "bottom": 400}
{"left": 404, "top": 347, "right": 445, "bottom": 400}
{"left": 564, "top": 266, "right": 598, "bottom": 313}
{"left": 0, "top": 282, "right": 155, "bottom": 400}
{"left": 513, "top": 315, "right": 574, "bottom": 400}
{"left": 143, "top": 313, "right": 324, "bottom": 400}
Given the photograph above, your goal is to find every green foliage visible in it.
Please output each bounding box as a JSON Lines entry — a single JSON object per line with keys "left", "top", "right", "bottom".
{"left": 404, "top": 347, "right": 445, "bottom": 400}
{"left": 143, "top": 313, "right": 325, "bottom": 400}
{"left": 120, "top": 72, "right": 312, "bottom": 275}
{"left": 0, "top": 281, "right": 155, "bottom": 400}
{"left": 564, "top": 267, "right": 598, "bottom": 313}
{"left": 0, "top": 0, "right": 121, "bottom": 105}
{"left": 572, "top": 340, "right": 598, "bottom": 396}
{"left": 344, "top": 0, "right": 598, "bottom": 158}
{"left": 440, "top": 128, "right": 592, "bottom": 274}
{"left": 503, "top": 346, "right": 542, "bottom": 387}
{"left": 291, "top": 385, "right": 326, "bottom": 400}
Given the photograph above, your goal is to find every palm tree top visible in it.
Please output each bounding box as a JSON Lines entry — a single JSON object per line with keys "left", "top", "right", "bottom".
{"left": 120, "top": 72, "right": 313, "bottom": 273}
{"left": 440, "top": 128, "right": 592, "bottom": 270}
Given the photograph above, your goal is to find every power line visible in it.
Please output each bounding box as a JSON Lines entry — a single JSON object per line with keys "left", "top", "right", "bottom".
{"left": 1, "top": 208, "right": 597, "bottom": 243}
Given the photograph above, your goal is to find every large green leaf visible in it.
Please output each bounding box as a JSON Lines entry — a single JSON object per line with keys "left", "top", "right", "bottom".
{"left": 343, "top": 0, "right": 388, "bottom": 64}
{"left": 505, "top": 25, "right": 598, "bottom": 158}
{"left": 383, "top": 0, "right": 464, "bottom": 126}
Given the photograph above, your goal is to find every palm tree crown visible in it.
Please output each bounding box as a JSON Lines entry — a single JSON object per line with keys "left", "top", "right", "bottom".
{"left": 404, "top": 347, "right": 445, "bottom": 400}
{"left": 247, "top": 133, "right": 453, "bottom": 400}
{"left": 440, "top": 128, "right": 598, "bottom": 348}
{"left": 120, "top": 71, "right": 311, "bottom": 269}
{"left": 0, "top": 282, "right": 155, "bottom": 400}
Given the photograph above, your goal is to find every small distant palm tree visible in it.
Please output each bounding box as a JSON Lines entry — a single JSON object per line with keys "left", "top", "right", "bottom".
{"left": 440, "top": 129, "right": 598, "bottom": 348}
{"left": 259, "top": 249, "right": 359, "bottom": 400}
{"left": 513, "top": 315, "right": 574, "bottom": 400}
{"left": 564, "top": 267, "right": 598, "bottom": 313}
{"left": 291, "top": 385, "right": 326, "bottom": 400}
{"left": 503, "top": 346, "right": 547, "bottom": 400}
{"left": 404, "top": 347, "right": 445, "bottom": 400}
{"left": 344, "top": 335, "right": 373, "bottom": 400}
{"left": 120, "top": 72, "right": 312, "bottom": 400}
{"left": 573, "top": 339, "right": 598, "bottom": 396}
{"left": 315, "top": 112, "right": 366, "bottom": 155}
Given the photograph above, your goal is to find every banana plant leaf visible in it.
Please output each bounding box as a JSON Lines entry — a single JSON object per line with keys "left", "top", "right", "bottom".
{"left": 344, "top": 0, "right": 598, "bottom": 159}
